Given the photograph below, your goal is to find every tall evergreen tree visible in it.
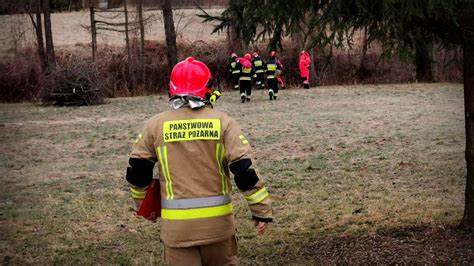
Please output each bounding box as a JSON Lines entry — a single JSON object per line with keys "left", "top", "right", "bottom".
{"left": 201, "top": 0, "right": 474, "bottom": 228}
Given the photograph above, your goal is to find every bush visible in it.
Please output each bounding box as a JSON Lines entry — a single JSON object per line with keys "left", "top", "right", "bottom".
{"left": 0, "top": 49, "right": 41, "bottom": 103}
{"left": 40, "top": 59, "right": 107, "bottom": 106}
{"left": 0, "top": 40, "right": 463, "bottom": 103}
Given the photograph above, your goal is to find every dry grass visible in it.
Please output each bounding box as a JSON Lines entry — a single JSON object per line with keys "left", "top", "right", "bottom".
{"left": 0, "top": 83, "right": 466, "bottom": 264}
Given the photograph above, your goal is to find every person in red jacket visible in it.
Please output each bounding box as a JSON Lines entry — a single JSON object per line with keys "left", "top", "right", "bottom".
{"left": 299, "top": 50, "right": 311, "bottom": 89}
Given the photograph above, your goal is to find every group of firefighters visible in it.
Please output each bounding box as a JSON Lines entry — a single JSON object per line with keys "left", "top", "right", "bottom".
{"left": 229, "top": 50, "right": 312, "bottom": 103}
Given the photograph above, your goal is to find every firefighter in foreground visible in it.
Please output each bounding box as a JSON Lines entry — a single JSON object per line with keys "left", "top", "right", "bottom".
{"left": 126, "top": 57, "right": 273, "bottom": 265}
{"left": 265, "top": 51, "right": 283, "bottom": 100}
{"left": 229, "top": 53, "right": 241, "bottom": 90}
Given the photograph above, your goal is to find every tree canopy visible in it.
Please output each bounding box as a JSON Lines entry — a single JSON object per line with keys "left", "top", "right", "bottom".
{"left": 199, "top": 0, "right": 468, "bottom": 80}
{"left": 199, "top": 0, "right": 474, "bottom": 228}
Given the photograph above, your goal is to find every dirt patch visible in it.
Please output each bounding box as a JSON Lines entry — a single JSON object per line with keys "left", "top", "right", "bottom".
{"left": 300, "top": 225, "right": 473, "bottom": 264}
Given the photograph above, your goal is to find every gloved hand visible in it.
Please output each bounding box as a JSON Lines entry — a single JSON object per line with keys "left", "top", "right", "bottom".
{"left": 131, "top": 186, "right": 148, "bottom": 211}
{"left": 255, "top": 221, "right": 269, "bottom": 235}
{"left": 253, "top": 74, "right": 257, "bottom": 78}
{"left": 209, "top": 90, "right": 222, "bottom": 104}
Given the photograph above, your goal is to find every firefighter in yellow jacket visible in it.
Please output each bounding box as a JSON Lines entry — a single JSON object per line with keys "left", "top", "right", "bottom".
{"left": 126, "top": 57, "right": 273, "bottom": 265}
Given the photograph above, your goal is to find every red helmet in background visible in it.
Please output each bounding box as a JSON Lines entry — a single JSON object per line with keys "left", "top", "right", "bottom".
{"left": 252, "top": 52, "right": 259, "bottom": 58}
{"left": 244, "top": 53, "right": 252, "bottom": 60}
{"left": 270, "top": 51, "right": 277, "bottom": 57}
{"left": 169, "top": 57, "right": 211, "bottom": 100}
{"left": 237, "top": 57, "right": 252, "bottom": 68}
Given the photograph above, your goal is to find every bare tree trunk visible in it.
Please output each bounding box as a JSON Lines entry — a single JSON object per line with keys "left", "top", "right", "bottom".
{"left": 43, "top": 0, "right": 56, "bottom": 69}
{"left": 89, "top": 1, "right": 97, "bottom": 61}
{"left": 460, "top": 9, "right": 474, "bottom": 229}
{"left": 123, "top": 0, "right": 132, "bottom": 91}
{"left": 319, "top": 44, "right": 333, "bottom": 84}
{"left": 137, "top": 0, "right": 145, "bottom": 81}
{"left": 123, "top": 0, "right": 131, "bottom": 63}
{"left": 30, "top": 0, "right": 46, "bottom": 70}
{"left": 226, "top": 26, "right": 242, "bottom": 55}
{"left": 292, "top": 30, "right": 304, "bottom": 51}
{"left": 310, "top": 47, "right": 317, "bottom": 86}
{"left": 162, "top": 0, "right": 178, "bottom": 69}
{"left": 357, "top": 27, "right": 369, "bottom": 79}
{"left": 414, "top": 36, "right": 434, "bottom": 82}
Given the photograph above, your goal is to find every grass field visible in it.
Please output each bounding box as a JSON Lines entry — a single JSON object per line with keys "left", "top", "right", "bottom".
{"left": 0, "top": 83, "right": 470, "bottom": 264}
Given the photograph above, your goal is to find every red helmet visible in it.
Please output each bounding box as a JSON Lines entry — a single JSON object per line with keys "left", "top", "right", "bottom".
{"left": 270, "top": 51, "right": 277, "bottom": 57}
{"left": 231, "top": 52, "right": 238, "bottom": 59}
{"left": 252, "top": 52, "right": 259, "bottom": 58}
{"left": 238, "top": 57, "right": 252, "bottom": 68}
{"left": 244, "top": 53, "right": 252, "bottom": 60}
{"left": 169, "top": 57, "right": 211, "bottom": 99}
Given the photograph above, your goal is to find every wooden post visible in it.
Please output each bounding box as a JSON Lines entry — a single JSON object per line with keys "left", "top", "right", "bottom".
{"left": 123, "top": 0, "right": 132, "bottom": 90}
{"left": 89, "top": 0, "right": 97, "bottom": 62}
{"left": 137, "top": 0, "right": 145, "bottom": 81}
{"left": 123, "top": 0, "right": 131, "bottom": 64}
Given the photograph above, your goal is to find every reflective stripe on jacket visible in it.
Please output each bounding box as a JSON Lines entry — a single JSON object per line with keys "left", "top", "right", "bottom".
{"left": 253, "top": 58, "right": 265, "bottom": 73}
{"left": 230, "top": 61, "right": 240, "bottom": 74}
{"left": 239, "top": 67, "right": 253, "bottom": 81}
{"left": 265, "top": 60, "right": 281, "bottom": 79}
